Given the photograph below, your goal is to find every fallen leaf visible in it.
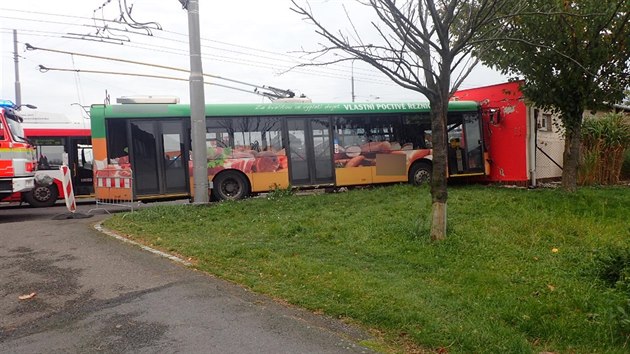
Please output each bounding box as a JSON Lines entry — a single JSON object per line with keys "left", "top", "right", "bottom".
{"left": 18, "top": 292, "right": 37, "bottom": 300}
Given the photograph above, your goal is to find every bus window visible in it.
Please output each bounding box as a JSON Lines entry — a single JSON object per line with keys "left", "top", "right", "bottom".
{"left": 368, "top": 116, "right": 403, "bottom": 151}
{"left": 445, "top": 113, "right": 484, "bottom": 174}
{"left": 32, "top": 137, "right": 65, "bottom": 170}
{"left": 334, "top": 116, "right": 369, "bottom": 149}
{"left": 206, "top": 117, "right": 231, "bottom": 149}
{"left": 402, "top": 114, "right": 432, "bottom": 149}
{"left": 75, "top": 144, "right": 94, "bottom": 195}
{"left": 232, "top": 117, "right": 283, "bottom": 153}
{"left": 463, "top": 114, "right": 482, "bottom": 170}
{"left": 423, "top": 131, "right": 433, "bottom": 148}
{"left": 77, "top": 144, "right": 93, "bottom": 170}
{"left": 447, "top": 122, "right": 465, "bottom": 173}
{"left": 0, "top": 122, "right": 4, "bottom": 140}
{"left": 106, "top": 119, "right": 129, "bottom": 164}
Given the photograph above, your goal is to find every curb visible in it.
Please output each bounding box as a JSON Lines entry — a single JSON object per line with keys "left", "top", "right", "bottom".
{"left": 94, "top": 221, "right": 193, "bottom": 266}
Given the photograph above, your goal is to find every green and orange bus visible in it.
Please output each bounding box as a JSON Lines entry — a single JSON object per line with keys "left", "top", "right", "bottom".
{"left": 90, "top": 99, "right": 488, "bottom": 201}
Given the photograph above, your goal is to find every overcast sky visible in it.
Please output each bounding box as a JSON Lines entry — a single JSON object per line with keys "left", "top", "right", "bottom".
{"left": 1, "top": 0, "right": 507, "bottom": 122}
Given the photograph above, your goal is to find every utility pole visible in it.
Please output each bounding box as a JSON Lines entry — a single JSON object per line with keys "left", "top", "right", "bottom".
{"left": 13, "top": 29, "right": 22, "bottom": 107}
{"left": 179, "top": 0, "right": 208, "bottom": 204}
{"left": 351, "top": 59, "right": 355, "bottom": 102}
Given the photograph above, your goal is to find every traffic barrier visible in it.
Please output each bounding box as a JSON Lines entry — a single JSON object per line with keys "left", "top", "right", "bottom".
{"left": 88, "top": 168, "right": 135, "bottom": 214}
{"left": 60, "top": 165, "right": 76, "bottom": 213}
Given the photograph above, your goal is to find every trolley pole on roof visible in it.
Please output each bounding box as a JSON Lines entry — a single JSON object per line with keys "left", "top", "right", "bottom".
{"left": 179, "top": 0, "right": 208, "bottom": 204}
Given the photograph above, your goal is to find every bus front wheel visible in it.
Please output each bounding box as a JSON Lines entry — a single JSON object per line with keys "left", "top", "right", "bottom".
{"left": 212, "top": 171, "right": 250, "bottom": 201}
{"left": 409, "top": 162, "right": 432, "bottom": 186}
{"left": 24, "top": 184, "right": 59, "bottom": 207}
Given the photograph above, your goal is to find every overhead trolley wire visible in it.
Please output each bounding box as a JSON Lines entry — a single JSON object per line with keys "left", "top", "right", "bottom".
{"left": 3, "top": 26, "right": 393, "bottom": 86}
{"left": 1, "top": 8, "right": 387, "bottom": 81}
{"left": 36, "top": 65, "right": 265, "bottom": 97}
{"left": 27, "top": 44, "right": 295, "bottom": 99}
{"left": 3, "top": 25, "right": 388, "bottom": 85}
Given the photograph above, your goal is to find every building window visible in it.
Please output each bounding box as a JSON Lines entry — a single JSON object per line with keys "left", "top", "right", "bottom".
{"left": 538, "top": 113, "right": 553, "bottom": 132}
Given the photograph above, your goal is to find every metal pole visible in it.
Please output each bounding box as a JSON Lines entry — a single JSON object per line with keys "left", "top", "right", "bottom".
{"left": 351, "top": 60, "right": 355, "bottom": 102}
{"left": 13, "top": 29, "right": 22, "bottom": 107}
{"left": 183, "top": 0, "right": 209, "bottom": 204}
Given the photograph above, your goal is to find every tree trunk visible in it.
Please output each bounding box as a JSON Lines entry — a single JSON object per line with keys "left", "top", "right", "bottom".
{"left": 561, "top": 124, "right": 582, "bottom": 192}
{"left": 429, "top": 100, "right": 449, "bottom": 241}
{"left": 430, "top": 201, "right": 447, "bottom": 241}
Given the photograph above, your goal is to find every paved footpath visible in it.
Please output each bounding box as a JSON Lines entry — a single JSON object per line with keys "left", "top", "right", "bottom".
{"left": 0, "top": 204, "right": 374, "bottom": 353}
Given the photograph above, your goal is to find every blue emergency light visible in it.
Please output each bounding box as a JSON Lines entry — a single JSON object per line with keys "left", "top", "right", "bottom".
{"left": 0, "top": 99, "right": 16, "bottom": 109}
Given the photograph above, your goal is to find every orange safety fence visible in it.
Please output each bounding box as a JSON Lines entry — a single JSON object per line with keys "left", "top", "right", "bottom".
{"left": 89, "top": 168, "right": 135, "bottom": 213}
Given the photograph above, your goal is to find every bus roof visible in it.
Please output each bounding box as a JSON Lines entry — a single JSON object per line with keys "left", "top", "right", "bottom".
{"left": 90, "top": 100, "right": 480, "bottom": 138}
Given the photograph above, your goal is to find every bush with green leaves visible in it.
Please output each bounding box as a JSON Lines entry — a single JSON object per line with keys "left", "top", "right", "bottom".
{"left": 621, "top": 149, "right": 630, "bottom": 180}
{"left": 579, "top": 113, "right": 630, "bottom": 185}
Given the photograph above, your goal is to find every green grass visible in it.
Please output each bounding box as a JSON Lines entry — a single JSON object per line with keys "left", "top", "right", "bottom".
{"left": 105, "top": 185, "right": 630, "bottom": 353}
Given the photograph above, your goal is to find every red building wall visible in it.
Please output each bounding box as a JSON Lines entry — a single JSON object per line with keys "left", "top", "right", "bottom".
{"left": 454, "top": 81, "right": 529, "bottom": 183}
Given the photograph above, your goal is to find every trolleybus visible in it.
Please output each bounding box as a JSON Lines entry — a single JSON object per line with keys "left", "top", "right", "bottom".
{"left": 91, "top": 100, "right": 490, "bottom": 202}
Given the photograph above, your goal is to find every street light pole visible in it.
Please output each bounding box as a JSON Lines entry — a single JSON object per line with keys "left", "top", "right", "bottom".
{"left": 13, "top": 29, "right": 22, "bottom": 108}
{"left": 351, "top": 59, "right": 355, "bottom": 102}
{"left": 179, "top": 0, "right": 208, "bottom": 204}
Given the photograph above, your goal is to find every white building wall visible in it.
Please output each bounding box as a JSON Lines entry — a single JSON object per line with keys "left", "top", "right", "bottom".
{"left": 534, "top": 109, "right": 564, "bottom": 180}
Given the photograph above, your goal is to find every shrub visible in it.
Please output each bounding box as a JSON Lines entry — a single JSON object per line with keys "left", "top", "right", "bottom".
{"left": 621, "top": 149, "right": 630, "bottom": 180}
{"left": 579, "top": 113, "right": 630, "bottom": 185}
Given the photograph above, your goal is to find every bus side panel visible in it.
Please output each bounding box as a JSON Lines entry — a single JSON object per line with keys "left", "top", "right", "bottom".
{"left": 92, "top": 137, "right": 134, "bottom": 201}
{"left": 91, "top": 137, "right": 108, "bottom": 199}
{"left": 371, "top": 153, "right": 408, "bottom": 184}
{"left": 335, "top": 167, "right": 372, "bottom": 186}
{"left": 251, "top": 171, "right": 289, "bottom": 192}
{"left": 92, "top": 138, "right": 108, "bottom": 168}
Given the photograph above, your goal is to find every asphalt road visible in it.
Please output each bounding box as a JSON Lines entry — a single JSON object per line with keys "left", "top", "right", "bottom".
{"left": 0, "top": 202, "right": 375, "bottom": 353}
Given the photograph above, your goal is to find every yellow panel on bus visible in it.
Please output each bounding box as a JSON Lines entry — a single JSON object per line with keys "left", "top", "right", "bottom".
{"left": 335, "top": 166, "right": 372, "bottom": 186}
{"left": 251, "top": 171, "right": 289, "bottom": 192}
{"left": 372, "top": 153, "right": 408, "bottom": 183}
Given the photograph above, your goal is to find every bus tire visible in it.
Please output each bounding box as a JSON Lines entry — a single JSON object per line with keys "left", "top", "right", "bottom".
{"left": 24, "top": 184, "right": 59, "bottom": 207}
{"left": 211, "top": 171, "right": 250, "bottom": 201}
{"left": 409, "top": 162, "right": 432, "bottom": 186}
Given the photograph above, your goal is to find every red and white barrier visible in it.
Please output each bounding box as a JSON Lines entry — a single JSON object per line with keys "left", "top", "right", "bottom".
{"left": 90, "top": 168, "right": 134, "bottom": 213}
{"left": 96, "top": 175, "right": 132, "bottom": 189}
{"left": 59, "top": 165, "right": 76, "bottom": 213}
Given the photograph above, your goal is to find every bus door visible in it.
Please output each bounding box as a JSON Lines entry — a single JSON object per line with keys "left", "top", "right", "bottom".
{"left": 129, "top": 119, "right": 190, "bottom": 196}
{"left": 447, "top": 113, "right": 484, "bottom": 176}
{"left": 285, "top": 117, "right": 334, "bottom": 186}
{"left": 68, "top": 138, "right": 94, "bottom": 196}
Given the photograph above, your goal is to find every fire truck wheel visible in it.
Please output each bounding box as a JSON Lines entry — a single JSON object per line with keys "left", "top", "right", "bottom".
{"left": 24, "top": 184, "right": 59, "bottom": 208}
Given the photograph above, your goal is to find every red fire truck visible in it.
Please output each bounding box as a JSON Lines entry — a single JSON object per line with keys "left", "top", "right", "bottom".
{"left": 0, "top": 100, "right": 37, "bottom": 202}
{"left": 0, "top": 108, "right": 93, "bottom": 207}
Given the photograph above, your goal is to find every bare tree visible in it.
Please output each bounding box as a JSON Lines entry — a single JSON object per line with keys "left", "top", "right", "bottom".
{"left": 291, "top": 0, "right": 519, "bottom": 240}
